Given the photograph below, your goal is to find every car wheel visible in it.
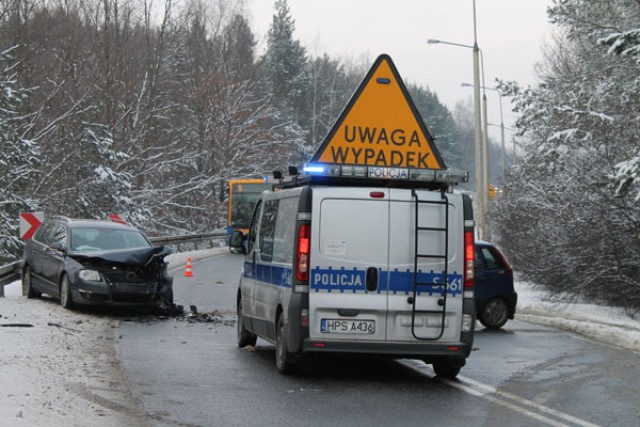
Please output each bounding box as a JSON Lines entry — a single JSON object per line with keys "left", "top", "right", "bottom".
{"left": 275, "top": 315, "right": 296, "bottom": 374}
{"left": 22, "top": 266, "right": 41, "bottom": 299}
{"left": 60, "top": 275, "right": 75, "bottom": 310}
{"left": 237, "top": 299, "right": 257, "bottom": 348}
{"left": 432, "top": 361, "right": 461, "bottom": 379}
{"left": 479, "top": 298, "right": 509, "bottom": 329}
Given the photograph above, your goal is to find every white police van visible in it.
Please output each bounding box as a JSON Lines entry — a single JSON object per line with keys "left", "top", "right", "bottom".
{"left": 231, "top": 166, "right": 475, "bottom": 377}
{"left": 231, "top": 54, "right": 476, "bottom": 377}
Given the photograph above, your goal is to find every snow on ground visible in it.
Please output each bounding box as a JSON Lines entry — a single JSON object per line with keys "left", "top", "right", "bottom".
{"left": 1, "top": 248, "right": 639, "bottom": 426}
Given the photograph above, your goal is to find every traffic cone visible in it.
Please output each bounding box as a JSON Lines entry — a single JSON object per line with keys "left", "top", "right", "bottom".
{"left": 184, "top": 257, "right": 193, "bottom": 277}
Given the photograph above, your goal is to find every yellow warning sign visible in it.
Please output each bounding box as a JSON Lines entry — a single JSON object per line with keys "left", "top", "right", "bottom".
{"left": 310, "top": 54, "right": 445, "bottom": 170}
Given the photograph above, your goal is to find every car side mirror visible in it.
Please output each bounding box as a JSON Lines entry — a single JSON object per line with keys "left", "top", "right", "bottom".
{"left": 49, "top": 241, "right": 66, "bottom": 255}
{"left": 229, "top": 230, "right": 247, "bottom": 254}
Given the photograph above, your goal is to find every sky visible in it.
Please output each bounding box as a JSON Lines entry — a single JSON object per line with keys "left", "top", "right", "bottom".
{"left": 245, "top": 0, "right": 556, "bottom": 143}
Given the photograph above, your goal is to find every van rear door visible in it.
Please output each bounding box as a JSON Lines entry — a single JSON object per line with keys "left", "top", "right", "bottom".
{"left": 386, "top": 188, "right": 464, "bottom": 343}
{"left": 308, "top": 186, "right": 464, "bottom": 344}
{"left": 309, "top": 187, "right": 389, "bottom": 342}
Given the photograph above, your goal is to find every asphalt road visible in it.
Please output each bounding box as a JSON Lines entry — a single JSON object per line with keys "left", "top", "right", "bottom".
{"left": 116, "top": 252, "right": 640, "bottom": 427}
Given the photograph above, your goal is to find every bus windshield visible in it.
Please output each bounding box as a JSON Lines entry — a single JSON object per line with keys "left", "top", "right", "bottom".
{"left": 229, "top": 180, "right": 271, "bottom": 231}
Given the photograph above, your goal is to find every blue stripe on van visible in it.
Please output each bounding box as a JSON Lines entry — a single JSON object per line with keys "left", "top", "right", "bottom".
{"left": 310, "top": 267, "right": 462, "bottom": 296}
{"left": 244, "top": 262, "right": 463, "bottom": 296}
{"left": 244, "top": 261, "right": 293, "bottom": 288}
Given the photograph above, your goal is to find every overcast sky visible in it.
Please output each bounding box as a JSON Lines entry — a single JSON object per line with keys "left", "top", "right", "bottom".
{"left": 245, "top": 0, "right": 555, "bottom": 142}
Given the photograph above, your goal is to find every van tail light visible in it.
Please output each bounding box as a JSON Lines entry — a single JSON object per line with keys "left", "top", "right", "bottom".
{"left": 464, "top": 230, "right": 474, "bottom": 288}
{"left": 296, "top": 224, "right": 311, "bottom": 281}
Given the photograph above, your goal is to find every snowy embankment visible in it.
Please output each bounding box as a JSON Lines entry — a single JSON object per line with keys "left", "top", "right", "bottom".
{"left": 515, "top": 280, "right": 640, "bottom": 352}
{"left": 0, "top": 248, "right": 638, "bottom": 425}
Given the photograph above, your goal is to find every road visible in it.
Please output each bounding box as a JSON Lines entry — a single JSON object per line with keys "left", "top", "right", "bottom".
{"left": 116, "top": 252, "right": 640, "bottom": 427}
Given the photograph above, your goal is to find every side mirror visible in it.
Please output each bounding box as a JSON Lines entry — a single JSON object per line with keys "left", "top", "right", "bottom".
{"left": 49, "top": 241, "right": 67, "bottom": 255}
{"left": 229, "top": 230, "right": 247, "bottom": 254}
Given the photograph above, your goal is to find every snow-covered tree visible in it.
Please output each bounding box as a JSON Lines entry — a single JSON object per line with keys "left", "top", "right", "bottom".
{"left": 408, "top": 83, "right": 464, "bottom": 172}
{"left": 493, "top": 0, "right": 640, "bottom": 310}
{"left": 0, "top": 46, "right": 38, "bottom": 260}
{"left": 261, "top": 0, "right": 308, "bottom": 164}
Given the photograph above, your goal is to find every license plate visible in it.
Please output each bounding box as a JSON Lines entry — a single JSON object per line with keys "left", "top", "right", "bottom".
{"left": 321, "top": 319, "right": 375, "bottom": 334}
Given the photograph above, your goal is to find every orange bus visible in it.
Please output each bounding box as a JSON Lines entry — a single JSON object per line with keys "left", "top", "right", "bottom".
{"left": 227, "top": 179, "right": 271, "bottom": 245}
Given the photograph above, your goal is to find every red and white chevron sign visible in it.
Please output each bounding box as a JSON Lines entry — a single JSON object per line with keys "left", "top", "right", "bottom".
{"left": 19, "top": 212, "right": 44, "bottom": 240}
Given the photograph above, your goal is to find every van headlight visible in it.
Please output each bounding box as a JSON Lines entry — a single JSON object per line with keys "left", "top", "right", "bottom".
{"left": 79, "top": 269, "right": 102, "bottom": 282}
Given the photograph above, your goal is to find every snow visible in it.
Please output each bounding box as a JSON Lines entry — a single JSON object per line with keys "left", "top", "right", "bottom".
{"left": 0, "top": 249, "right": 638, "bottom": 425}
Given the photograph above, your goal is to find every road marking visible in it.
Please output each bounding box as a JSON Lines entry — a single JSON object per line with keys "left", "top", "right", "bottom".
{"left": 455, "top": 375, "right": 601, "bottom": 427}
{"left": 402, "top": 360, "right": 602, "bottom": 427}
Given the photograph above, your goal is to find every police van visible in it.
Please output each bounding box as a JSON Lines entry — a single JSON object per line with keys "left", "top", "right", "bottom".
{"left": 231, "top": 55, "right": 476, "bottom": 377}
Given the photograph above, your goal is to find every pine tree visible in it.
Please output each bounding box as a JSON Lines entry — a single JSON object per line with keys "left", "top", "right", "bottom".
{"left": 261, "top": 0, "right": 308, "bottom": 164}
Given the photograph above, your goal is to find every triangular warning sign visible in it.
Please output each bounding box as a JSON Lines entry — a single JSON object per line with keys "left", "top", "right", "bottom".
{"left": 310, "top": 54, "right": 446, "bottom": 170}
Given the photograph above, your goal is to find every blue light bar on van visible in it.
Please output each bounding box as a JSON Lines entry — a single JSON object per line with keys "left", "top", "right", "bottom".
{"left": 303, "top": 165, "right": 325, "bottom": 174}
{"left": 301, "top": 163, "right": 468, "bottom": 184}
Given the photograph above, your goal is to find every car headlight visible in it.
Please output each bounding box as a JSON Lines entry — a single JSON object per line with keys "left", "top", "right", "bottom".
{"left": 78, "top": 269, "right": 102, "bottom": 282}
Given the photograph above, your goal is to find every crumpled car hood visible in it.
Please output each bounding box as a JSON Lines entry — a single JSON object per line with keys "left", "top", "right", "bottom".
{"left": 69, "top": 245, "right": 172, "bottom": 267}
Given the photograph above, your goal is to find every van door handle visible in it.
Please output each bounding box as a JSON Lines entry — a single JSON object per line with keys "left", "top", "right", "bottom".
{"left": 366, "top": 267, "right": 378, "bottom": 292}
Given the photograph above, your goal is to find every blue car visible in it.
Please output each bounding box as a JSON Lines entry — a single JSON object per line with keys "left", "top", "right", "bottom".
{"left": 474, "top": 241, "right": 517, "bottom": 329}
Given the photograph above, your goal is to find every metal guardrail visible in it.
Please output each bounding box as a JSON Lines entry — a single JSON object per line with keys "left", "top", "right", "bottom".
{"left": 0, "top": 231, "right": 229, "bottom": 297}
{"left": 0, "top": 261, "right": 21, "bottom": 297}
{"left": 149, "top": 231, "right": 228, "bottom": 248}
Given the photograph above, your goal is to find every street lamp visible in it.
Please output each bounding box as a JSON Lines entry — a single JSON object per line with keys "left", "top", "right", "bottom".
{"left": 462, "top": 83, "right": 506, "bottom": 184}
{"left": 427, "top": 36, "right": 486, "bottom": 239}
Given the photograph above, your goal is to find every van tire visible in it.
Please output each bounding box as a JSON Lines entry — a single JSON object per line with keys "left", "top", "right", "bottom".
{"left": 275, "top": 316, "right": 297, "bottom": 374}
{"left": 432, "top": 361, "right": 461, "bottom": 379}
{"left": 479, "top": 298, "right": 509, "bottom": 329}
{"left": 237, "top": 299, "right": 257, "bottom": 348}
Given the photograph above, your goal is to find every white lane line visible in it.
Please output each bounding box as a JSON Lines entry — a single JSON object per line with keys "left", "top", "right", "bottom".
{"left": 441, "top": 377, "right": 570, "bottom": 427}
{"left": 456, "top": 375, "right": 601, "bottom": 427}
{"left": 402, "top": 360, "right": 601, "bottom": 427}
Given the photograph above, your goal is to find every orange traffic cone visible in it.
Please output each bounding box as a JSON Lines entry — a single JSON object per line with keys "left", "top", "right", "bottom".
{"left": 184, "top": 257, "right": 193, "bottom": 277}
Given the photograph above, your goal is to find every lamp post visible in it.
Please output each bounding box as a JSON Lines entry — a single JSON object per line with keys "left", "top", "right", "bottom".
{"left": 462, "top": 83, "right": 506, "bottom": 184}
{"left": 427, "top": 37, "right": 485, "bottom": 239}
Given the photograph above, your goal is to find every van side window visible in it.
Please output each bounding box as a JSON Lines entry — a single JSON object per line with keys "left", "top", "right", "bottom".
{"left": 272, "top": 197, "right": 298, "bottom": 263}
{"left": 259, "top": 200, "right": 279, "bottom": 262}
{"left": 247, "top": 200, "right": 262, "bottom": 253}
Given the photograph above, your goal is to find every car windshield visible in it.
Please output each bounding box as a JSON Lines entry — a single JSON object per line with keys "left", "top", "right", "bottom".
{"left": 70, "top": 227, "right": 151, "bottom": 252}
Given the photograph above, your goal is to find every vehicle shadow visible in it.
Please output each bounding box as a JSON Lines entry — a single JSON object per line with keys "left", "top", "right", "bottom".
{"left": 247, "top": 345, "right": 444, "bottom": 386}
{"left": 31, "top": 293, "right": 183, "bottom": 320}
{"left": 475, "top": 327, "right": 515, "bottom": 336}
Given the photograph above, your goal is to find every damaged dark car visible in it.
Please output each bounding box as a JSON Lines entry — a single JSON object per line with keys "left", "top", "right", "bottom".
{"left": 22, "top": 216, "right": 174, "bottom": 312}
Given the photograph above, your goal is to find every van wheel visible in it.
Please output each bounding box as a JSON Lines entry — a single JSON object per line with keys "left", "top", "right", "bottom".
{"left": 237, "top": 299, "right": 257, "bottom": 348}
{"left": 60, "top": 275, "right": 75, "bottom": 310}
{"left": 479, "top": 298, "right": 509, "bottom": 329}
{"left": 22, "top": 267, "right": 40, "bottom": 299}
{"left": 432, "top": 361, "right": 461, "bottom": 379}
{"left": 275, "top": 316, "right": 296, "bottom": 374}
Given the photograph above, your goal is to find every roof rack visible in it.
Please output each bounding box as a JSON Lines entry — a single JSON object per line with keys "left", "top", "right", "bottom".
{"left": 273, "top": 164, "right": 468, "bottom": 191}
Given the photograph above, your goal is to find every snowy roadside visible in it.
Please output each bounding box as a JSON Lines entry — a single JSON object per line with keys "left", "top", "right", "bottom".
{"left": 514, "top": 280, "right": 640, "bottom": 353}
{"left": 1, "top": 248, "right": 639, "bottom": 426}
{"left": 0, "top": 248, "right": 228, "bottom": 426}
